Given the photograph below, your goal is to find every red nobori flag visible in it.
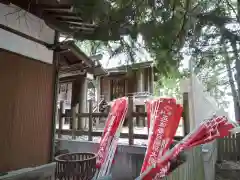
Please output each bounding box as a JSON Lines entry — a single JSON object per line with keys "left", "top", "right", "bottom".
{"left": 140, "top": 98, "right": 183, "bottom": 177}
{"left": 96, "top": 97, "right": 128, "bottom": 169}
{"left": 140, "top": 115, "right": 236, "bottom": 180}
{"left": 146, "top": 100, "right": 159, "bottom": 133}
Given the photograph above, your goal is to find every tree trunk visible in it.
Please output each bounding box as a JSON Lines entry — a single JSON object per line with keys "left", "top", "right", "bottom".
{"left": 223, "top": 44, "right": 239, "bottom": 121}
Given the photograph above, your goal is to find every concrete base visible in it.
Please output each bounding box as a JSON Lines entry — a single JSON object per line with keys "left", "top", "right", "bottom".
{"left": 59, "top": 139, "right": 146, "bottom": 180}
{"left": 216, "top": 161, "right": 240, "bottom": 180}
{"left": 202, "top": 141, "right": 217, "bottom": 180}
{"left": 0, "top": 163, "right": 55, "bottom": 180}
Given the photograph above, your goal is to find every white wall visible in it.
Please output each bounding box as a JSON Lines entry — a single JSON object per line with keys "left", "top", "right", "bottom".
{"left": 180, "top": 74, "right": 228, "bottom": 129}
{"left": 0, "top": 3, "right": 54, "bottom": 64}
{"left": 180, "top": 74, "right": 227, "bottom": 180}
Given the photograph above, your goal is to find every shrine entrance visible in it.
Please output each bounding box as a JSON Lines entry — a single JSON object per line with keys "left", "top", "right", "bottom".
{"left": 110, "top": 79, "right": 126, "bottom": 100}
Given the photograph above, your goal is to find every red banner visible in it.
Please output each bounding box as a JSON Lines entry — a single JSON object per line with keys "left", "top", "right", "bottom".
{"left": 140, "top": 115, "right": 235, "bottom": 179}
{"left": 96, "top": 97, "right": 128, "bottom": 169}
{"left": 141, "top": 98, "right": 183, "bottom": 178}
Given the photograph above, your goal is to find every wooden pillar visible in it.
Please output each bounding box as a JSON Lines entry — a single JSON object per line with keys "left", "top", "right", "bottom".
{"left": 149, "top": 66, "right": 154, "bottom": 94}
{"left": 88, "top": 100, "right": 93, "bottom": 141}
{"left": 136, "top": 105, "right": 140, "bottom": 126}
{"left": 235, "top": 133, "right": 240, "bottom": 161}
{"left": 128, "top": 97, "right": 134, "bottom": 145}
{"left": 71, "top": 76, "right": 82, "bottom": 107}
{"left": 77, "top": 94, "right": 82, "bottom": 130}
{"left": 71, "top": 76, "right": 81, "bottom": 129}
{"left": 72, "top": 106, "right": 77, "bottom": 139}
{"left": 82, "top": 77, "right": 88, "bottom": 128}
{"left": 94, "top": 78, "right": 100, "bottom": 128}
{"left": 183, "top": 92, "right": 190, "bottom": 136}
{"left": 127, "top": 71, "right": 137, "bottom": 94}
{"left": 50, "top": 31, "right": 60, "bottom": 160}
{"left": 136, "top": 105, "right": 145, "bottom": 127}
{"left": 74, "top": 75, "right": 88, "bottom": 130}
{"left": 140, "top": 106, "right": 145, "bottom": 127}
{"left": 137, "top": 69, "right": 144, "bottom": 93}
{"left": 125, "top": 79, "right": 128, "bottom": 96}
{"left": 147, "top": 67, "right": 151, "bottom": 93}
{"left": 107, "top": 79, "right": 111, "bottom": 101}
{"left": 96, "top": 76, "right": 101, "bottom": 111}
{"left": 124, "top": 71, "right": 136, "bottom": 127}
{"left": 144, "top": 68, "right": 148, "bottom": 92}
{"left": 141, "top": 69, "right": 144, "bottom": 92}
{"left": 58, "top": 101, "right": 64, "bottom": 139}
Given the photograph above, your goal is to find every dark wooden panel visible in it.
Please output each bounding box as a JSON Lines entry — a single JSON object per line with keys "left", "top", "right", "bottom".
{"left": 144, "top": 68, "right": 148, "bottom": 91}
{"left": 149, "top": 67, "right": 153, "bottom": 93}
{"left": 110, "top": 78, "right": 125, "bottom": 100}
{"left": 100, "top": 77, "right": 109, "bottom": 100}
{"left": 0, "top": 50, "right": 54, "bottom": 172}
{"left": 71, "top": 75, "right": 83, "bottom": 107}
{"left": 127, "top": 70, "right": 137, "bottom": 94}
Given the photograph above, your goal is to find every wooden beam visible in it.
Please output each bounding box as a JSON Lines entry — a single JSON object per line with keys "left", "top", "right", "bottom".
{"left": 44, "top": 18, "right": 121, "bottom": 41}
{"left": 65, "top": 42, "right": 94, "bottom": 67}
{"left": 62, "top": 54, "right": 72, "bottom": 65}
{"left": 34, "top": 0, "right": 74, "bottom": 5}
{"left": 62, "top": 112, "right": 148, "bottom": 118}
{"left": 41, "top": 4, "right": 73, "bottom": 11}
{"left": 69, "top": 25, "right": 95, "bottom": 32}
{"left": 50, "top": 32, "right": 60, "bottom": 161}
{"left": 0, "top": 0, "right": 10, "bottom": 5}
{"left": 60, "top": 62, "right": 86, "bottom": 71}
{"left": 57, "top": 18, "right": 96, "bottom": 26}
{"left": 59, "top": 70, "right": 87, "bottom": 81}
{"left": 60, "top": 68, "right": 87, "bottom": 75}
{"left": 56, "top": 129, "right": 184, "bottom": 141}
{"left": 58, "top": 49, "right": 71, "bottom": 54}
{"left": 45, "top": 11, "right": 82, "bottom": 19}
{"left": 59, "top": 20, "right": 97, "bottom": 27}
{"left": 0, "top": 24, "right": 49, "bottom": 47}
{"left": 59, "top": 77, "right": 76, "bottom": 83}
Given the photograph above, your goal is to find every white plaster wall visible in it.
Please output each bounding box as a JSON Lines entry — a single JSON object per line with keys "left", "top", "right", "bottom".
{"left": 0, "top": 3, "right": 54, "bottom": 44}
{"left": 0, "top": 3, "right": 54, "bottom": 64}
{"left": 180, "top": 74, "right": 226, "bottom": 180}
{"left": 180, "top": 74, "right": 227, "bottom": 129}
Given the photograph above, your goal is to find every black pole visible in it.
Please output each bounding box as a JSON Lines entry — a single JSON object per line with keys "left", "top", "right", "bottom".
{"left": 50, "top": 31, "right": 60, "bottom": 161}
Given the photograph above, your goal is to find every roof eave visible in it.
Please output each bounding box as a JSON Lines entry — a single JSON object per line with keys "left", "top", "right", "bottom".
{"left": 59, "top": 40, "right": 107, "bottom": 77}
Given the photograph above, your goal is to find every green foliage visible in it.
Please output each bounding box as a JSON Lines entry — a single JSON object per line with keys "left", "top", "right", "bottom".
{"left": 154, "top": 67, "right": 189, "bottom": 101}
{"left": 73, "top": 0, "right": 240, "bottom": 69}
{"left": 73, "top": 0, "right": 240, "bottom": 111}
{"left": 73, "top": 0, "right": 199, "bottom": 76}
{"left": 195, "top": 56, "right": 232, "bottom": 109}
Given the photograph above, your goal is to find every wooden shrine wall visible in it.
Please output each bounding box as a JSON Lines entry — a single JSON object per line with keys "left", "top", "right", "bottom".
{"left": 0, "top": 50, "right": 54, "bottom": 172}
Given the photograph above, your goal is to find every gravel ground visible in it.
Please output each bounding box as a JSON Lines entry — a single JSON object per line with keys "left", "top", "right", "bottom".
{"left": 216, "top": 161, "right": 240, "bottom": 180}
